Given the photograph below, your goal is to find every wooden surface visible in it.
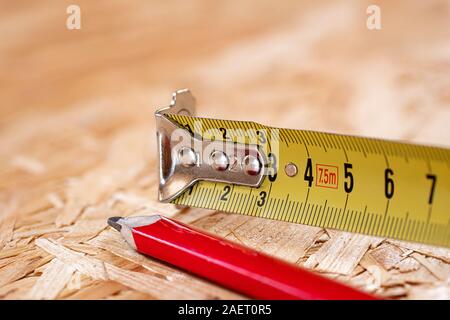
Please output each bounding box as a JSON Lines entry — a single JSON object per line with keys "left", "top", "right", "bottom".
{"left": 1, "top": 0, "right": 449, "bottom": 299}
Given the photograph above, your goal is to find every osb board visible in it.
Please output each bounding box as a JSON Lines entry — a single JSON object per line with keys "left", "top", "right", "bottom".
{"left": 1, "top": 0, "right": 449, "bottom": 299}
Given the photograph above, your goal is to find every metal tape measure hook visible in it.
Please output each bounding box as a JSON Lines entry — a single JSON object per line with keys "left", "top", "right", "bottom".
{"left": 155, "top": 89, "right": 267, "bottom": 202}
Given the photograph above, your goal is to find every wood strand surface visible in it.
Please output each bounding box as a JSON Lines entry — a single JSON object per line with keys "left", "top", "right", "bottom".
{"left": 0, "top": 0, "right": 449, "bottom": 299}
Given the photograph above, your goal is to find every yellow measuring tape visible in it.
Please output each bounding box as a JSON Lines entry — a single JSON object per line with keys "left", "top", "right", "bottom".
{"left": 165, "top": 112, "right": 450, "bottom": 248}
{"left": 155, "top": 89, "right": 449, "bottom": 247}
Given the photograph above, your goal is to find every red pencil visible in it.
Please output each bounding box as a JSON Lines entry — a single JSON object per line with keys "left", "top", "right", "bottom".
{"left": 108, "top": 215, "right": 377, "bottom": 300}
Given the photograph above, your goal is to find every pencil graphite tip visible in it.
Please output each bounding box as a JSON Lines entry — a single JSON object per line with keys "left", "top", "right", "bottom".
{"left": 107, "top": 216, "right": 123, "bottom": 231}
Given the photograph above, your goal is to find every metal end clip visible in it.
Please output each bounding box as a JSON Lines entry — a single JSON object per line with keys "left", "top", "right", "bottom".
{"left": 155, "top": 89, "right": 268, "bottom": 202}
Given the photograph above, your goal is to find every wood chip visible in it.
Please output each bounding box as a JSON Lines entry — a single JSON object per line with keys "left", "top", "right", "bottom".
{"left": 0, "top": 202, "right": 16, "bottom": 250}
{"left": 28, "top": 258, "right": 75, "bottom": 299}
{"left": 207, "top": 214, "right": 323, "bottom": 264}
{"left": 408, "top": 285, "right": 450, "bottom": 300}
{"left": 411, "top": 252, "right": 447, "bottom": 281}
{"left": 0, "top": 249, "right": 50, "bottom": 287}
{"left": 11, "top": 155, "right": 46, "bottom": 175}
{"left": 65, "top": 280, "right": 126, "bottom": 300}
{"left": 35, "top": 238, "right": 108, "bottom": 280}
{"left": 0, "top": 277, "right": 39, "bottom": 299}
{"left": 388, "top": 240, "right": 450, "bottom": 263}
{"left": 395, "top": 257, "right": 421, "bottom": 273}
{"left": 65, "top": 218, "right": 108, "bottom": 241}
{"left": 359, "top": 252, "right": 390, "bottom": 286}
{"left": 370, "top": 242, "right": 405, "bottom": 270}
{"left": 304, "top": 231, "right": 378, "bottom": 275}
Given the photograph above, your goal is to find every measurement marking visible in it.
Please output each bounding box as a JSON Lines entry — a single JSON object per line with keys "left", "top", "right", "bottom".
{"left": 301, "top": 203, "right": 311, "bottom": 225}
{"left": 288, "top": 201, "right": 300, "bottom": 223}
{"left": 435, "top": 224, "right": 443, "bottom": 245}
{"left": 299, "top": 188, "right": 310, "bottom": 223}
{"left": 346, "top": 210, "right": 354, "bottom": 231}
{"left": 355, "top": 138, "right": 367, "bottom": 157}
{"left": 392, "top": 216, "right": 400, "bottom": 239}
{"left": 328, "top": 134, "right": 338, "bottom": 149}
{"left": 282, "top": 200, "right": 293, "bottom": 222}
{"left": 387, "top": 216, "right": 394, "bottom": 238}
{"left": 322, "top": 134, "right": 334, "bottom": 150}
{"left": 363, "top": 212, "right": 372, "bottom": 235}
{"left": 295, "top": 202, "right": 304, "bottom": 224}
{"left": 425, "top": 223, "right": 434, "bottom": 243}
{"left": 404, "top": 215, "right": 412, "bottom": 241}
{"left": 329, "top": 207, "right": 337, "bottom": 229}
{"left": 380, "top": 143, "right": 390, "bottom": 167}
{"left": 340, "top": 195, "right": 349, "bottom": 229}
{"left": 418, "top": 221, "right": 426, "bottom": 243}
{"left": 315, "top": 164, "right": 339, "bottom": 189}
{"left": 251, "top": 194, "right": 260, "bottom": 216}
{"left": 323, "top": 206, "right": 331, "bottom": 228}
{"left": 261, "top": 198, "right": 272, "bottom": 219}
{"left": 306, "top": 204, "right": 317, "bottom": 226}
{"left": 340, "top": 208, "right": 349, "bottom": 230}
{"left": 305, "top": 203, "right": 313, "bottom": 226}
{"left": 332, "top": 208, "right": 341, "bottom": 229}
{"left": 311, "top": 204, "right": 321, "bottom": 226}
{"left": 441, "top": 223, "right": 448, "bottom": 245}
{"left": 314, "top": 204, "right": 323, "bottom": 226}
{"left": 286, "top": 130, "right": 296, "bottom": 145}
{"left": 199, "top": 187, "right": 211, "bottom": 209}
{"left": 313, "top": 205, "right": 323, "bottom": 226}
{"left": 230, "top": 190, "right": 240, "bottom": 213}
{"left": 224, "top": 185, "right": 235, "bottom": 212}
{"left": 365, "top": 138, "right": 376, "bottom": 154}
{"left": 271, "top": 198, "right": 282, "bottom": 220}
{"left": 334, "top": 207, "right": 342, "bottom": 229}
{"left": 350, "top": 210, "right": 358, "bottom": 232}
{"left": 202, "top": 186, "right": 214, "bottom": 208}
{"left": 249, "top": 194, "right": 258, "bottom": 217}
{"left": 277, "top": 195, "right": 290, "bottom": 221}
{"left": 197, "top": 187, "right": 208, "bottom": 208}
{"left": 298, "top": 132, "right": 310, "bottom": 157}
{"left": 269, "top": 198, "right": 281, "bottom": 220}
{"left": 357, "top": 206, "right": 367, "bottom": 234}
{"left": 378, "top": 200, "right": 390, "bottom": 235}
{"left": 314, "top": 132, "right": 327, "bottom": 152}
{"left": 280, "top": 130, "right": 290, "bottom": 147}
{"left": 348, "top": 137, "right": 358, "bottom": 153}
{"left": 317, "top": 200, "right": 328, "bottom": 227}
{"left": 227, "top": 191, "right": 238, "bottom": 213}
{"left": 351, "top": 210, "right": 360, "bottom": 232}
{"left": 244, "top": 188, "right": 253, "bottom": 215}
{"left": 239, "top": 188, "right": 250, "bottom": 214}
{"left": 266, "top": 197, "right": 276, "bottom": 219}
{"left": 237, "top": 192, "right": 247, "bottom": 214}
{"left": 291, "top": 129, "right": 301, "bottom": 145}
{"left": 191, "top": 185, "right": 202, "bottom": 207}
{"left": 408, "top": 220, "right": 417, "bottom": 242}
{"left": 371, "top": 214, "right": 380, "bottom": 236}
{"left": 285, "top": 200, "right": 295, "bottom": 222}
{"left": 305, "top": 131, "right": 318, "bottom": 147}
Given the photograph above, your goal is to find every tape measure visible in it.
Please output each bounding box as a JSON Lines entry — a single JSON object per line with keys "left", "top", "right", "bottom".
{"left": 156, "top": 89, "right": 450, "bottom": 247}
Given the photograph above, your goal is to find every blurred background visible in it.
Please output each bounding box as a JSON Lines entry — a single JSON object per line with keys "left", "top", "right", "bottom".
{"left": 2, "top": 0, "right": 450, "bottom": 201}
